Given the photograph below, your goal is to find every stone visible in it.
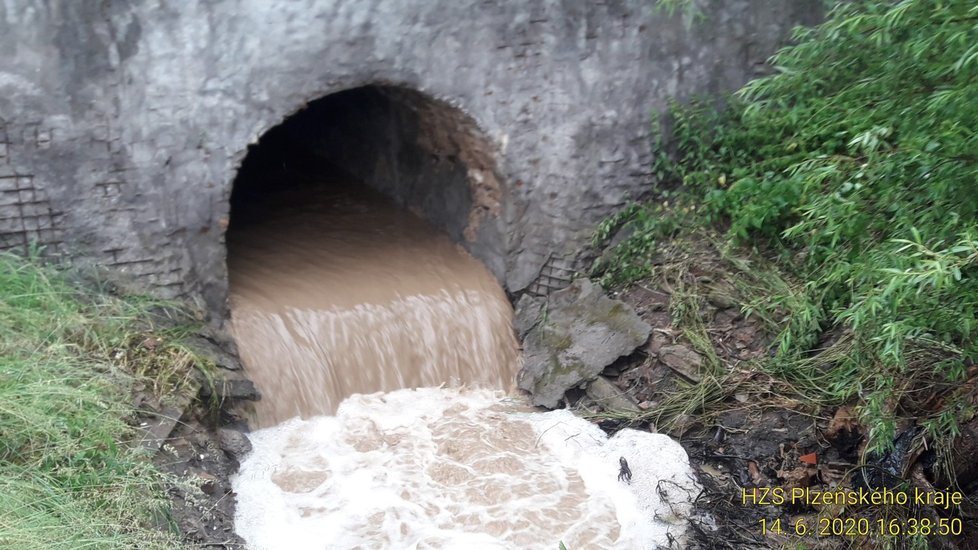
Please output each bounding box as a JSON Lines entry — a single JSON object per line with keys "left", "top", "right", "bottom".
{"left": 658, "top": 344, "right": 705, "bottom": 381}
{"left": 137, "top": 403, "right": 189, "bottom": 453}
{"left": 217, "top": 428, "right": 253, "bottom": 461}
{"left": 192, "top": 469, "right": 221, "bottom": 495}
{"left": 184, "top": 334, "right": 243, "bottom": 371}
{"left": 517, "top": 279, "right": 652, "bottom": 408}
{"left": 198, "top": 375, "right": 260, "bottom": 402}
{"left": 586, "top": 376, "right": 640, "bottom": 413}
{"left": 645, "top": 331, "right": 672, "bottom": 355}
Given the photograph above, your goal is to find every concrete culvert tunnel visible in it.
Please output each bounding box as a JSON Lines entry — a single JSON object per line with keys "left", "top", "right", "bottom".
{"left": 225, "top": 85, "right": 520, "bottom": 426}
{"left": 228, "top": 85, "right": 504, "bottom": 262}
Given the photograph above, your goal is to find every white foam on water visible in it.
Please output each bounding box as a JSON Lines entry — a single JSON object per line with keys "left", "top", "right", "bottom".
{"left": 232, "top": 387, "right": 699, "bottom": 550}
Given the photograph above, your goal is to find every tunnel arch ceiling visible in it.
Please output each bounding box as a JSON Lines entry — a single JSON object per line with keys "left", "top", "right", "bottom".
{"left": 0, "top": 0, "right": 824, "bottom": 318}
{"left": 228, "top": 85, "right": 508, "bottom": 281}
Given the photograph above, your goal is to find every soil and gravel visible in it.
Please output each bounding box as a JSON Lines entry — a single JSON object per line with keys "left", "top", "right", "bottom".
{"left": 132, "top": 328, "right": 259, "bottom": 549}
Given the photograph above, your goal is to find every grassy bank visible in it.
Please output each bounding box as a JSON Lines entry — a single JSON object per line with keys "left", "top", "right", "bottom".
{"left": 594, "top": 0, "right": 978, "bottom": 455}
{"left": 0, "top": 252, "right": 199, "bottom": 549}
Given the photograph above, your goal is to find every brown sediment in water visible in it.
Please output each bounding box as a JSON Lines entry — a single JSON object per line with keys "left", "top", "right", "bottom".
{"left": 226, "top": 178, "right": 520, "bottom": 427}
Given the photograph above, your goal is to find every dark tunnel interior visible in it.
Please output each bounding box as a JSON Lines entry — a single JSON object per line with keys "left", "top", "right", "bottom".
{"left": 228, "top": 85, "right": 477, "bottom": 242}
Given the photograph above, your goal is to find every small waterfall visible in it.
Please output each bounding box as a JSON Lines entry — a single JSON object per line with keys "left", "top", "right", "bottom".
{"left": 227, "top": 182, "right": 520, "bottom": 427}
{"left": 226, "top": 179, "right": 698, "bottom": 549}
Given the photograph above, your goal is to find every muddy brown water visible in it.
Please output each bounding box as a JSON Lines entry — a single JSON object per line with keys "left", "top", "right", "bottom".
{"left": 225, "top": 177, "right": 698, "bottom": 549}
{"left": 227, "top": 178, "right": 521, "bottom": 427}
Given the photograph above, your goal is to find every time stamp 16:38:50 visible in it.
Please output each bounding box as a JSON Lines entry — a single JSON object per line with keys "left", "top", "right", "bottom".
{"left": 759, "top": 516, "right": 964, "bottom": 537}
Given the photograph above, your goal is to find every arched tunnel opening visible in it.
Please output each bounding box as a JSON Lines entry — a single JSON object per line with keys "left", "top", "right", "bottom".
{"left": 225, "top": 85, "right": 519, "bottom": 426}
{"left": 228, "top": 85, "right": 502, "bottom": 253}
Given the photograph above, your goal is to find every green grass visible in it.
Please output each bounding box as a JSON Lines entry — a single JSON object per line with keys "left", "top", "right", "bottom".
{"left": 593, "top": 0, "right": 978, "bottom": 457}
{"left": 0, "top": 252, "right": 194, "bottom": 549}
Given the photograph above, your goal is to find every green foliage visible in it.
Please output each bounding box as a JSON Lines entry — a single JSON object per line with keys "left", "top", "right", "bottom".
{"left": 600, "top": 0, "right": 978, "bottom": 452}
{"left": 591, "top": 200, "right": 702, "bottom": 286}
{"left": 0, "top": 253, "right": 185, "bottom": 549}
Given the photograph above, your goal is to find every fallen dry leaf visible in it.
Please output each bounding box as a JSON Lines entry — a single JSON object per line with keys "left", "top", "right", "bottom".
{"left": 747, "top": 460, "right": 765, "bottom": 485}
{"left": 824, "top": 405, "right": 860, "bottom": 440}
{"left": 780, "top": 465, "right": 817, "bottom": 491}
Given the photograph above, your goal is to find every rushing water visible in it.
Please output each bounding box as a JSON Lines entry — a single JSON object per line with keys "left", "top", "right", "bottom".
{"left": 227, "top": 178, "right": 698, "bottom": 549}
{"left": 227, "top": 182, "right": 520, "bottom": 427}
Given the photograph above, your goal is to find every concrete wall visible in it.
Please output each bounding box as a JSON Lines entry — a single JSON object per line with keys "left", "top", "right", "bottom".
{"left": 0, "top": 0, "right": 822, "bottom": 317}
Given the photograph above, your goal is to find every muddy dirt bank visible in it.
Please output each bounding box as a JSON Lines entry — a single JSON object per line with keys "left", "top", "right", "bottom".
{"left": 580, "top": 237, "right": 978, "bottom": 549}
{"left": 132, "top": 324, "right": 258, "bottom": 549}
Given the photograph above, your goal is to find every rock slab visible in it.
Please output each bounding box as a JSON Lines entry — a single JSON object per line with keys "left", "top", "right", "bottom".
{"left": 586, "top": 376, "right": 641, "bottom": 413}
{"left": 218, "top": 428, "right": 253, "bottom": 461}
{"left": 658, "top": 344, "right": 705, "bottom": 381}
{"left": 517, "top": 279, "right": 651, "bottom": 408}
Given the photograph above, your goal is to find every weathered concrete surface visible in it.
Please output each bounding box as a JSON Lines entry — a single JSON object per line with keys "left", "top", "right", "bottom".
{"left": 0, "top": 1, "right": 822, "bottom": 316}
{"left": 517, "top": 278, "right": 651, "bottom": 408}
